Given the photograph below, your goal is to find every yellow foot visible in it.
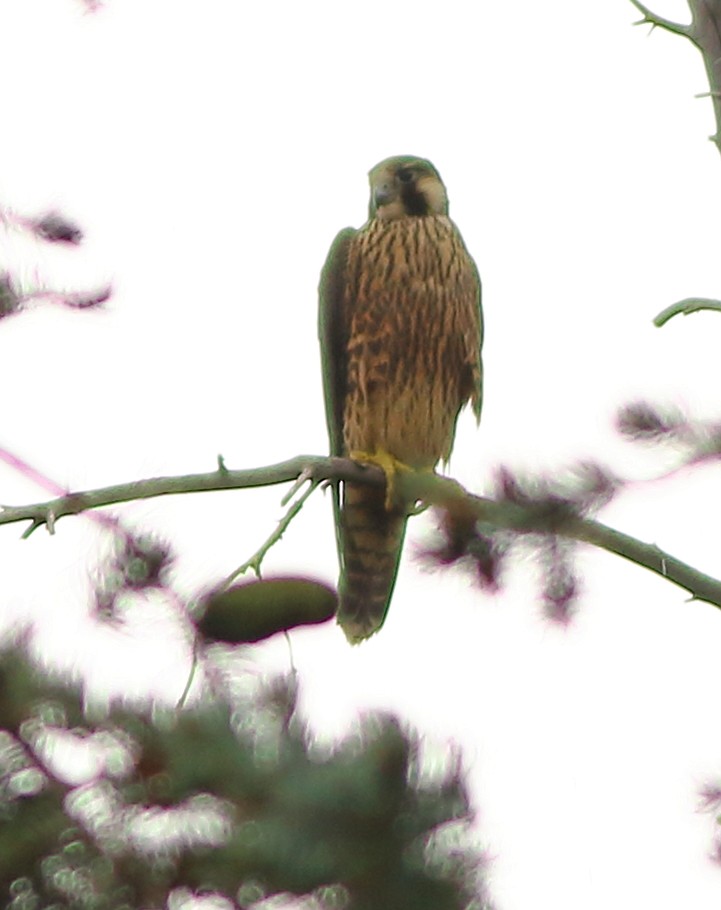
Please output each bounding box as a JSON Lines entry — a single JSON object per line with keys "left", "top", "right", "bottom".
{"left": 349, "top": 449, "right": 410, "bottom": 511}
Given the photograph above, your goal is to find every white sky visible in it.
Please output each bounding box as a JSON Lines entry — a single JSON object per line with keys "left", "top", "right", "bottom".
{"left": 2, "top": 0, "right": 721, "bottom": 908}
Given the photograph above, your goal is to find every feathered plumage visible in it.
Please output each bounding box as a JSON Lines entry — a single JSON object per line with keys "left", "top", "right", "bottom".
{"left": 319, "top": 156, "right": 483, "bottom": 642}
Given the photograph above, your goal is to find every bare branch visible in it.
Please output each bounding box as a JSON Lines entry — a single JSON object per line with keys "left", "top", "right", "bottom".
{"left": 571, "top": 512, "right": 721, "bottom": 604}
{"left": 0, "top": 456, "right": 384, "bottom": 536}
{"left": 2, "top": 453, "right": 721, "bottom": 610}
{"left": 654, "top": 297, "right": 721, "bottom": 326}
{"left": 629, "top": 0, "right": 695, "bottom": 40}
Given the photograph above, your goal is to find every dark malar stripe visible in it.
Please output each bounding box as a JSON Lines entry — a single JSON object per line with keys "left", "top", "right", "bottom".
{"left": 401, "top": 183, "right": 431, "bottom": 217}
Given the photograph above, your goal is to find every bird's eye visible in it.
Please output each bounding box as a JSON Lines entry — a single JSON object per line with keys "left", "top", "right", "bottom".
{"left": 397, "top": 168, "right": 414, "bottom": 183}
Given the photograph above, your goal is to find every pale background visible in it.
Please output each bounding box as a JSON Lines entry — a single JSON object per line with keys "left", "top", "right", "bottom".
{"left": 1, "top": 1, "right": 721, "bottom": 908}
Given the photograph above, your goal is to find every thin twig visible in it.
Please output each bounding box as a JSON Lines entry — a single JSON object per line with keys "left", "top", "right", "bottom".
{"left": 654, "top": 297, "right": 721, "bottom": 326}
{"left": 177, "top": 646, "right": 199, "bottom": 710}
{"left": 281, "top": 467, "right": 313, "bottom": 507}
{"left": 221, "top": 477, "right": 321, "bottom": 586}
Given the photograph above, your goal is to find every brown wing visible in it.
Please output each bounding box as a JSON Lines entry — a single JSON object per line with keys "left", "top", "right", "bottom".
{"left": 318, "top": 228, "right": 355, "bottom": 576}
{"left": 469, "top": 252, "right": 484, "bottom": 424}
{"left": 319, "top": 225, "right": 408, "bottom": 643}
{"left": 318, "top": 227, "right": 355, "bottom": 461}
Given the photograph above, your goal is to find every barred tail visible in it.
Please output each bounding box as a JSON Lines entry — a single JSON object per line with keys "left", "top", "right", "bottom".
{"left": 337, "top": 482, "right": 407, "bottom": 643}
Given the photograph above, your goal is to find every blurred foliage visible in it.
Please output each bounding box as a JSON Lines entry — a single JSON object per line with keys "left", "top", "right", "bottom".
{"left": 93, "top": 531, "right": 175, "bottom": 619}
{"left": 0, "top": 274, "right": 21, "bottom": 319}
{"left": 0, "top": 648, "right": 491, "bottom": 909}
{"left": 424, "top": 461, "right": 618, "bottom": 623}
{"left": 0, "top": 205, "right": 110, "bottom": 321}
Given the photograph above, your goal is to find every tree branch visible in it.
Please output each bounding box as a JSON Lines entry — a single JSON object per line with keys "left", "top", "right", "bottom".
{"left": 630, "top": 0, "right": 721, "bottom": 156}
{"left": 653, "top": 297, "right": 721, "bottom": 325}
{"left": 391, "top": 469, "right": 721, "bottom": 608}
{"left": 629, "top": 0, "right": 695, "bottom": 40}
{"left": 0, "top": 455, "right": 384, "bottom": 537}
{"left": 2, "top": 454, "right": 721, "bottom": 609}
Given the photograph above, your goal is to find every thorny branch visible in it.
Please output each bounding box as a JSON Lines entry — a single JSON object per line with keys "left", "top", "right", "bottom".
{"left": 221, "top": 473, "right": 320, "bottom": 585}
{"left": 2, "top": 454, "right": 721, "bottom": 610}
{"left": 629, "top": 0, "right": 696, "bottom": 40}
{"left": 0, "top": 456, "right": 380, "bottom": 536}
{"left": 630, "top": 0, "right": 721, "bottom": 156}
{"left": 629, "top": 1, "right": 721, "bottom": 325}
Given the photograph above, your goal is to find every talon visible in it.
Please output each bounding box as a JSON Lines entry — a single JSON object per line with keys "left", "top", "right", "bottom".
{"left": 349, "top": 449, "right": 410, "bottom": 511}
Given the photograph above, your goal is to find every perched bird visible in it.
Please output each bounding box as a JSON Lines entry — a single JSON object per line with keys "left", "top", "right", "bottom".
{"left": 318, "top": 156, "right": 483, "bottom": 643}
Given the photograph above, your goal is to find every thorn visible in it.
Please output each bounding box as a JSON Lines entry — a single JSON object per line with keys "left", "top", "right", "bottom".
{"left": 22, "top": 520, "right": 42, "bottom": 540}
{"left": 217, "top": 454, "right": 228, "bottom": 473}
{"left": 628, "top": 1, "right": 691, "bottom": 39}
{"left": 46, "top": 511, "right": 56, "bottom": 535}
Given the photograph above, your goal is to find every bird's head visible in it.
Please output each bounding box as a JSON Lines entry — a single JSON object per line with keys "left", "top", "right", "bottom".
{"left": 368, "top": 156, "right": 449, "bottom": 221}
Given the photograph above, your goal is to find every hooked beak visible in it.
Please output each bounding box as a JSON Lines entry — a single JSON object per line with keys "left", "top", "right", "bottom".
{"left": 372, "top": 182, "right": 395, "bottom": 209}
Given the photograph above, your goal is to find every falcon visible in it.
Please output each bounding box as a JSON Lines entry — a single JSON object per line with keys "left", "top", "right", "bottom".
{"left": 318, "top": 156, "right": 483, "bottom": 643}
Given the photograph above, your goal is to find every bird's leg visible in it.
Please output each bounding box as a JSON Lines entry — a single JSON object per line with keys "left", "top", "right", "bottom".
{"left": 349, "top": 449, "right": 410, "bottom": 512}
